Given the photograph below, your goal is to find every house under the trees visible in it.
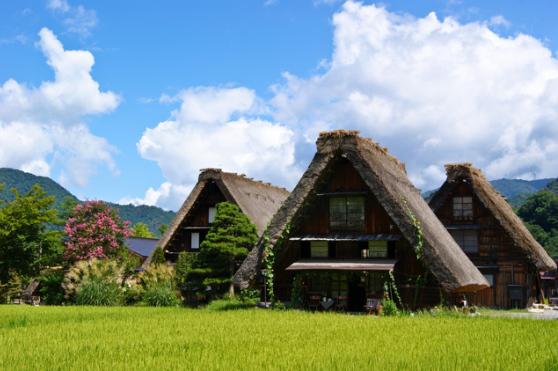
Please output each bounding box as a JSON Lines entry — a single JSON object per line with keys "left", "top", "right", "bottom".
{"left": 429, "top": 163, "right": 557, "bottom": 308}
{"left": 234, "top": 130, "right": 489, "bottom": 311}
{"left": 144, "top": 168, "right": 289, "bottom": 266}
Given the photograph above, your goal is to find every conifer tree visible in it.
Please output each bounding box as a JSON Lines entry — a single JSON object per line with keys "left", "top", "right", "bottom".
{"left": 191, "top": 202, "right": 257, "bottom": 297}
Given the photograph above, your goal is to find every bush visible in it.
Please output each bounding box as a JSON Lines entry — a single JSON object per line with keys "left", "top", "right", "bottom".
{"left": 238, "top": 288, "right": 259, "bottom": 304}
{"left": 143, "top": 284, "right": 180, "bottom": 307}
{"left": 38, "top": 268, "right": 65, "bottom": 305}
{"left": 382, "top": 299, "right": 399, "bottom": 316}
{"left": 150, "top": 247, "right": 166, "bottom": 265}
{"left": 139, "top": 264, "right": 175, "bottom": 289}
{"left": 123, "top": 282, "right": 144, "bottom": 305}
{"left": 75, "top": 279, "right": 123, "bottom": 306}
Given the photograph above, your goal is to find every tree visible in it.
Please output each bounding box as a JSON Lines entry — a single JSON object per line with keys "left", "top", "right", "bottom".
{"left": 64, "top": 201, "right": 131, "bottom": 261}
{"left": 158, "top": 224, "right": 168, "bottom": 236}
{"left": 150, "top": 247, "right": 166, "bottom": 265}
{"left": 0, "top": 184, "right": 63, "bottom": 284}
{"left": 131, "top": 222, "right": 155, "bottom": 238}
{"left": 518, "top": 190, "right": 558, "bottom": 256}
{"left": 190, "top": 202, "right": 257, "bottom": 297}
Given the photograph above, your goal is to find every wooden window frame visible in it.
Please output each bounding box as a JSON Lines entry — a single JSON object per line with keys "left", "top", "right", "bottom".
{"left": 452, "top": 196, "right": 473, "bottom": 221}
{"left": 329, "top": 196, "right": 365, "bottom": 231}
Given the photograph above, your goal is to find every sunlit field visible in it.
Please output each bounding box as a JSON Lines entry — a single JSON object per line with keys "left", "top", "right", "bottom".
{"left": 1, "top": 306, "right": 557, "bottom": 370}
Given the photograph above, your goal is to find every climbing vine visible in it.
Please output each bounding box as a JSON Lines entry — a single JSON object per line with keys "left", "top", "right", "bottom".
{"left": 261, "top": 231, "right": 274, "bottom": 303}
{"left": 402, "top": 198, "right": 424, "bottom": 261}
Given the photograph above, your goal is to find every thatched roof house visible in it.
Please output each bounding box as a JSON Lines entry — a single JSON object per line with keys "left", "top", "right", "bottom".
{"left": 144, "top": 168, "right": 289, "bottom": 266}
{"left": 234, "top": 131, "right": 488, "bottom": 295}
{"left": 430, "top": 163, "right": 556, "bottom": 271}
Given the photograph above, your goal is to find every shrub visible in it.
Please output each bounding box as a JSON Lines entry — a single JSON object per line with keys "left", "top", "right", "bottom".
{"left": 75, "top": 279, "right": 123, "bottom": 306}
{"left": 238, "top": 288, "right": 260, "bottom": 304}
{"left": 123, "top": 282, "right": 144, "bottom": 305}
{"left": 143, "top": 284, "right": 180, "bottom": 307}
{"left": 382, "top": 299, "right": 399, "bottom": 316}
{"left": 38, "top": 268, "right": 65, "bottom": 305}
{"left": 139, "top": 264, "right": 175, "bottom": 289}
{"left": 150, "top": 247, "right": 166, "bottom": 265}
{"left": 63, "top": 259, "right": 124, "bottom": 303}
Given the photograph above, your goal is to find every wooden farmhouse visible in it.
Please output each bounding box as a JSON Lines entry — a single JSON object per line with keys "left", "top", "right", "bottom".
{"left": 144, "top": 168, "right": 289, "bottom": 266}
{"left": 234, "top": 131, "right": 488, "bottom": 311}
{"left": 429, "top": 164, "right": 557, "bottom": 308}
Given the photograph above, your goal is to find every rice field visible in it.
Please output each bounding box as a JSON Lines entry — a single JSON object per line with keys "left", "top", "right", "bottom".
{"left": 1, "top": 306, "right": 557, "bottom": 370}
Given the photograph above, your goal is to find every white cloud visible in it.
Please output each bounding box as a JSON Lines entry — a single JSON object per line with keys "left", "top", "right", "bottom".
{"left": 119, "top": 182, "right": 192, "bottom": 211}
{"left": 136, "top": 86, "right": 298, "bottom": 210}
{"left": 270, "top": 1, "right": 558, "bottom": 189}
{"left": 47, "top": 0, "right": 97, "bottom": 37}
{"left": 133, "top": 1, "right": 558, "bottom": 208}
{"left": 47, "top": 0, "right": 70, "bottom": 12}
{"left": 0, "top": 28, "right": 120, "bottom": 186}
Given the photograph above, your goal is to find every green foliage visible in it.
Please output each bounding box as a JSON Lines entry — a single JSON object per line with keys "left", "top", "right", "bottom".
{"left": 382, "top": 299, "right": 399, "bottom": 316}
{"left": 238, "top": 288, "right": 259, "bottom": 304}
{"left": 192, "top": 202, "right": 257, "bottom": 296}
{"left": 38, "top": 268, "right": 65, "bottom": 305}
{"left": 143, "top": 284, "right": 180, "bottom": 307}
{"left": 0, "top": 271, "right": 25, "bottom": 304}
{"left": 262, "top": 232, "right": 274, "bottom": 302}
{"left": 0, "top": 168, "right": 176, "bottom": 238}
{"left": 0, "top": 184, "right": 63, "bottom": 284}
{"left": 150, "top": 247, "right": 166, "bottom": 266}
{"left": 131, "top": 222, "right": 155, "bottom": 238}
{"left": 174, "top": 251, "right": 197, "bottom": 290}
{"left": 62, "top": 259, "right": 125, "bottom": 302}
{"left": 75, "top": 279, "right": 123, "bottom": 306}
{"left": 139, "top": 264, "right": 179, "bottom": 307}
{"left": 546, "top": 179, "right": 558, "bottom": 194}
{"left": 518, "top": 190, "right": 558, "bottom": 256}
{"left": 402, "top": 198, "right": 424, "bottom": 260}
{"left": 158, "top": 224, "right": 168, "bottom": 236}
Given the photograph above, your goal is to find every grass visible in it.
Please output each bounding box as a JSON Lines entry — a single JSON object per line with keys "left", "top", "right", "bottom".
{"left": 1, "top": 306, "right": 557, "bottom": 370}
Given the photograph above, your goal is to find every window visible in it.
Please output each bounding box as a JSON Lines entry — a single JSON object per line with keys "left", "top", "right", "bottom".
{"left": 368, "top": 241, "right": 388, "bottom": 258}
{"left": 483, "top": 274, "right": 494, "bottom": 287}
{"left": 453, "top": 196, "right": 473, "bottom": 221}
{"left": 450, "top": 230, "right": 478, "bottom": 253}
{"left": 310, "top": 241, "right": 328, "bottom": 258}
{"left": 208, "top": 207, "right": 217, "bottom": 224}
{"left": 191, "top": 232, "right": 200, "bottom": 250}
{"left": 329, "top": 197, "right": 365, "bottom": 230}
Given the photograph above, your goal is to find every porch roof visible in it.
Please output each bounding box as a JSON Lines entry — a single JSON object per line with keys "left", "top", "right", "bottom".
{"left": 286, "top": 259, "right": 396, "bottom": 271}
{"left": 288, "top": 233, "right": 401, "bottom": 242}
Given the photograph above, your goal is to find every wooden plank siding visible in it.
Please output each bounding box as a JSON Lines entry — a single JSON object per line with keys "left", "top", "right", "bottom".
{"left": 434, "top": 182, "right": 537, "bottom": 308}
{"left": 166, "top": 182, "right": 226, "bottom": 260}
{"left": 274, "top": 158, "right": 439, "bottom": 308}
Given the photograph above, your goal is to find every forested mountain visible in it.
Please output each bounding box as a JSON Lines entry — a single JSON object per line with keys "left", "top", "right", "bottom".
{"left": 424, "top": 178, "right": 554, "bottom": 207}
{"left": 0, "top": 168, "right": 174, "bottom": 237}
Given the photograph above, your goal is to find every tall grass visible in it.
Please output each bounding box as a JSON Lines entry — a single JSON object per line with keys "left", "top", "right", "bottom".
{"left": 0, "top": 306, "right": 557, "bottom": 370}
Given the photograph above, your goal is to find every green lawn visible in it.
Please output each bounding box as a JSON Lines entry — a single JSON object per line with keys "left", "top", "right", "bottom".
{"left": 1, "top": 306, "right": 557, "bottom": 370}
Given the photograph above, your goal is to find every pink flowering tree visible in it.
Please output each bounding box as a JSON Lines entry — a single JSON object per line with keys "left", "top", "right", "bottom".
{"left": 64, "top": 201, "right": 131, "bottom": 262}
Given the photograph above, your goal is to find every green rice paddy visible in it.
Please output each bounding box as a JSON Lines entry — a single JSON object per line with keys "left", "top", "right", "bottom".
{"left": 1, "top": 306, "right": 557, "bottom": 370}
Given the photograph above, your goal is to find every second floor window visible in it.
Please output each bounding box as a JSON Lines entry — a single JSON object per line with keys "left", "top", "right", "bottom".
{"left": 453, "top": 196, "right": 473, "bottom": 221}
{"left": 329, "top": 196, "right": 365, "bottom": 230}
{"left": 208, "top": 207, "right": 217, "bottom": 224}
{"left": 450, "top": 229, "right": 478, "bottom": 253}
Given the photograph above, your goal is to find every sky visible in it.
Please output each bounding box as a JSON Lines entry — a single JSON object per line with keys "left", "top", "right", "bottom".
{"left": 1, "top": 0, "right": 558, "bottom": 211}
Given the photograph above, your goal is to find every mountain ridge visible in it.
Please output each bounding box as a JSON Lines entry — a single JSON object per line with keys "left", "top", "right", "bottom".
{"left": 0, "top": 168, "right": 174, "bottom": 237}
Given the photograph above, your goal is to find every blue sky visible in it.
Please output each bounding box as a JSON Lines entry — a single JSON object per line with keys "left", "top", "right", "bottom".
{"left": 1, "top": 1, "right": 558, "bottom": 210}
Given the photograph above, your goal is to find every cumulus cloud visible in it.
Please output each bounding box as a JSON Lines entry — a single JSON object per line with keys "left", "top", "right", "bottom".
{"left": 134, "top": 1, "right": 558, "bottom": 208}
{"left": 0, "top": 28, "right": 119, "bottom": 186}
{"left": 119, "top": 182, "right": 192, "bottom": 211}
{"left": 270, "top": 1, "right": 558, "bottom": 189}
{"left": 134, "top": 86, "right": 298, "bottom": 210}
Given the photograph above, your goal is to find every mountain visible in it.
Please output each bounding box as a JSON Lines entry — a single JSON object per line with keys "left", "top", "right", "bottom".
{"left": 0, "top": 168, "right": 175, "bottom": 237}
{"left": 546, "top": 179, "right": 558, "bottom": 194}
{"left": 424, "top": 178, "right": 555, "bottom": 207}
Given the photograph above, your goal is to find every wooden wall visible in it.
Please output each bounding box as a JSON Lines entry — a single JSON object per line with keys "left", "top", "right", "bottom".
{"left": 274, "top": 157, "right": 439, "bottom": 308}
{"left": 166, "top": 182, "right": 227, "bottom": 259}
{"left": 434, "top": 182, "right": 538, "bottom": 308}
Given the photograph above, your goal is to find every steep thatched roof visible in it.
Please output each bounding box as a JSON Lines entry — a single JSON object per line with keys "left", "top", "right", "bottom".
{"left": 143, "top": 169, "right": 289, "bottom": 267}
{"left": 234, "top": 130, "right": 488, "bottom": 293}
{"left": 429, "top": 163, "right": 557, "bottom": 271}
